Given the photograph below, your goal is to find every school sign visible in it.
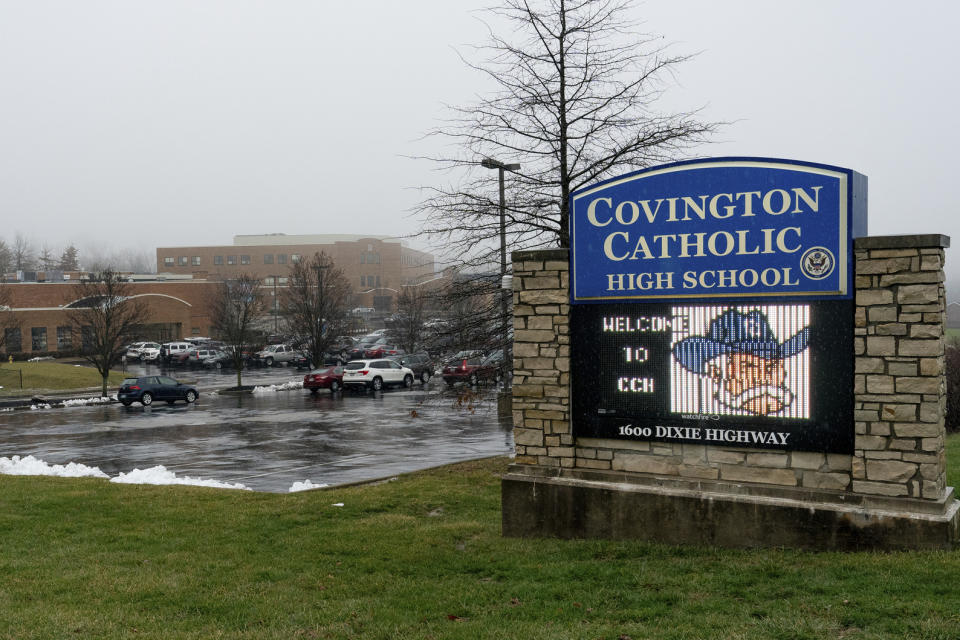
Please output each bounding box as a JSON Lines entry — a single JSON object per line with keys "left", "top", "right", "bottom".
{"left": 567, "top": 158, "right": 868, "bottom": 454}
{"left": 503, "top": 157, "right": 958, "bottom": 550}
{"left": 570, "top": 158, "right": 868, "bottom": 302}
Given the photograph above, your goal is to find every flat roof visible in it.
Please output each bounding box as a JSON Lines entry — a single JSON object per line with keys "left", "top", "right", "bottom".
{"left": 233, "top": 233, "right": 404, "bottom": 246}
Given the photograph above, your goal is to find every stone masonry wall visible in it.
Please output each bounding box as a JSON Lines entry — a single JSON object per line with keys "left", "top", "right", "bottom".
{"left": 511, "top": 235, "right": 950, "bottom": 501}
{"left": 853, "top": 235, "right": 949, "bottom": 499}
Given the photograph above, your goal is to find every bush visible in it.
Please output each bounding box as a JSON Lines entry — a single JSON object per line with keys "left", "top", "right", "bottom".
{"left": 946, "top": 342, "right": 960, "bottom": 433}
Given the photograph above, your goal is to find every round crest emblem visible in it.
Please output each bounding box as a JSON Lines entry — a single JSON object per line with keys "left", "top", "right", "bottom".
{"left": 800, "top": 246, "right": 835, "bottom": 280}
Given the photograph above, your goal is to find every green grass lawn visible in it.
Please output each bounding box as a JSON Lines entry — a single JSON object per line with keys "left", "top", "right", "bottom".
{"left": 0, "top": 361, "right": 127, "bottom": 397}
{"left": 1, "top": 436, "right": 959, "bottom": 639}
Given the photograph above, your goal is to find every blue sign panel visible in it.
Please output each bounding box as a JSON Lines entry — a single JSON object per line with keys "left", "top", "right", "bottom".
{"left": 569, "top": 158, "right": 867, "bottom": 303}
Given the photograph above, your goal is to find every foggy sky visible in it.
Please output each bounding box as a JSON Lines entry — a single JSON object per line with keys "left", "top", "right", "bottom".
{"left": 1, "top": 1, "right": 957, "bottom": 284}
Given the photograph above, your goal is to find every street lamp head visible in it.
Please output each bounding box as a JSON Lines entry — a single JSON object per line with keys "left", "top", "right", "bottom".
{"left": 481, "top": 157, "right": 521, "bottom": 172}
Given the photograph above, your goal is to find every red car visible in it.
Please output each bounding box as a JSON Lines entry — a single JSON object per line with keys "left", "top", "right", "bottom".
{"left": 303, "top": 366, "right": 345, "bottom": 394}
{"left": 441, "top": 350, "right": 504, "bottom": 387}
{"left": 363, "top": 344, "right": 403, "bottom": 359}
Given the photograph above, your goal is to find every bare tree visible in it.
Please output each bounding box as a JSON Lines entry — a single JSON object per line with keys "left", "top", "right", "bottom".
{"left": 209, "top": 275, "right": 265, "bottom": 389}
{"left": 0, "top": 284, "right": 20, "bottom": 354}
{"left": 38, "top": 245, "right": 58, "bottom": 271}
{"left": 0, "top": 239, "right": 12, "bottom": 276}
{"left": 282, "top": 252, "right": 352, "bottom": 368}
{"left": 391, "top": 285, "right": 431, "bottom": 354}
{"left": 12, "top": 233, "right": 35, "bottom": 272}
{"left": 66, "top": 271, "right": 147, "bottom": 397}
{"left": 436, "top": 274, "right": 503, "bottom": 356}
{"left": 416, "top": 0, "right": 719, "bottom": 265}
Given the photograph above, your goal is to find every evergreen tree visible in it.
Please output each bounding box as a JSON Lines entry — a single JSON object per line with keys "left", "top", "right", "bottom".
{"left": 58, "top": 245, "right": 80, "bottom": 271}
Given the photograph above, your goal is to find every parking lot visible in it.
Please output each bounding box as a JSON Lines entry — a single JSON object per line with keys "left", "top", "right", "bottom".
{"left": 0, "top": 360, "right": 514, "bottom": 492}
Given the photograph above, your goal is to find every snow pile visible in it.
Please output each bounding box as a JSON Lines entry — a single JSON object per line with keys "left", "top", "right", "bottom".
{"left": 252, "top": 380, "right": 303, "bottom": 394}
{"left": 288, "top": 479, "right": 327, "bottom": 493}
{"left": 0, "top": 455, "right": 109, "bottom": 478}
{"left": 110, "top": 465, "right": 251, "bottom": 491}
{"left": 61, "top": 396, "right": 115, "bottom": 407}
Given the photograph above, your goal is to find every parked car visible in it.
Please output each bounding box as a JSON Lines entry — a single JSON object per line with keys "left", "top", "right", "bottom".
{"left": 363, "top": 343, "right": 403, "bottom": 359}
{"left": 344, "top": 335, "right": 384, "bottom": 361}
{"left": 394, "top": 352, "right": 434, "bottom": 384}
{"left": 342, "top": 359, "right": 415, "bottom": 392}
{"left": 160, "top": 341, "right": 192, "bottom": 363}
{"left": 202, "top": 350, "right": 233, "bottom": 369}
{"left": 292, "top": 351, "right": 342, "bottom": 370}
{"left": 126, "top": 342, "right": 161, "bottom": 362}
{"left": 117, "top": 376, "right": 199, "bottom": 407}
{"left": 138, "top": 344, "right": 161, "bottom": 362}
{"left": 303, "top": 365, "right": 345, "bottom": 394}
{"left": 331, "top": 335, "right": 359, "bottom": 356}
{"left": 254, "top": 344, "right": 300, "bottom": 367}
{"left": 184, "top": 348, "right": 220, "bottom": 367}
{"left": 441, "top": 350, "right": 503, "bottom": 387}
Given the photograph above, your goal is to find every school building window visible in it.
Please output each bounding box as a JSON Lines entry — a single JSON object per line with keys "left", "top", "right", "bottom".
{"left": 178, "top": 256, "right": 188, "bottom": 266}
{"left": 4, "top": 328, "right": 21, "bottom": 353}
{"left": 214, "top": 256, "right": 223, "bottom": 265}
{"left": 57, "top": 326, "right": 72, "bottom": 350}
{"left": 264, "top": 254, "right": 274, "bottom": 264}
{"left": 31, "top": 327, "right": 47, "bottom": 351}
{"left": 277, "top": 254, "right": 287, "bottom": 264}
{"left": 191, "top": 256, "right": 201, "bottom": 266}
{"left": 241, "top": 255, "right": 251, "bottom": 265}
{"left": 227, "top": 256, "right": 237, "bottom": 265}
{"left": 163, "top": 257, "right": 174, "bottom": 267}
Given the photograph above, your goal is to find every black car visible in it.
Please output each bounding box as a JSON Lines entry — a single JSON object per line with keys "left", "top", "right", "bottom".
{"left": 292, "top": 351, "right": 343, "bottom": 370}
{"left": 394, "top": 352, "right": 434, "bottom": 384}
{"left": 117, "top": 376, "right": 199, "bottom": 407}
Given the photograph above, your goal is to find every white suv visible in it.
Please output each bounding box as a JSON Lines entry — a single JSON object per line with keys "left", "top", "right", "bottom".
{"left": 342, "top": 359, "right": 415, "bottom": 391}
{"left": 161, "top": 342, "right": 192, "bottom": 363}
{"left": 126, "top": 342, "right": 160, "bottom": 362}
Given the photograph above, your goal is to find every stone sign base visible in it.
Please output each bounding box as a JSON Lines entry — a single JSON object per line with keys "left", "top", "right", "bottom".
{"left": 502, "top": 465, "right": 960, "bottom": 550}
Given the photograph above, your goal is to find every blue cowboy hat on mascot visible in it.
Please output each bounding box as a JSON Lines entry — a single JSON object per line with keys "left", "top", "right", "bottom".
{"left": 672, "top": 309, "right": 809, "bottom": 374}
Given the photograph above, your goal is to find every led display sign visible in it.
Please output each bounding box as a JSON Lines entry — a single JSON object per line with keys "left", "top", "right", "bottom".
{"left": 569, "top": 158, "right": 867, "bottom": 302}
{"left": 570, "top": 301, "right": 854, "bottom": 453}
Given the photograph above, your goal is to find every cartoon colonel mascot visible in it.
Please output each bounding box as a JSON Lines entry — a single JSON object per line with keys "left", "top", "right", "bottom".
{"left": 672, "top": 309, "right": 809, "bottom": 417}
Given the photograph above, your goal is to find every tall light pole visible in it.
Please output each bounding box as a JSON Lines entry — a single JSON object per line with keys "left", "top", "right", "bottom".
{"left": 271, "top": 275, "right": 280, "bottom": 333}
{"left": 481, "top": 157, "right": 520, "bottom": 386}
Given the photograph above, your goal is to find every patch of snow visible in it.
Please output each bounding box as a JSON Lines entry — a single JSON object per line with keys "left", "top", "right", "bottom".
{"left": 30, "top": 403, "right": 52, "bottom": 410}
{"left": 289, "top": 479, "right": 327, "bottom": 493}
{"left": 252, "top": 380, "right": 303, "bottom": 394}
{"left": 332, "top": 502, "right": 344, "bottom": 507}
{"left": 110, "top": 465, "right": 251, "bottom": 491}
{"left": 0, "top": 455, "right": 109, "bottom": 478}
{"left": 61, "top": 396, "right": 115, "bottom": 406}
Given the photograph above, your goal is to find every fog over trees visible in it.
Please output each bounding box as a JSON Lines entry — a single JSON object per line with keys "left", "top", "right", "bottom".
{"left": 0, "top": 232, "right": 155, "bottom": 276}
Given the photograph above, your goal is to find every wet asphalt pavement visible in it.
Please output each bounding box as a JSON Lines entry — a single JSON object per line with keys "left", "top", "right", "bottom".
{"left": 0, "top": 362, "right": 514, "bottom": 492}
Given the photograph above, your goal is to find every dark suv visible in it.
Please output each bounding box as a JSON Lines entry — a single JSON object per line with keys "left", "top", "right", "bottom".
{"left": 395, "top": 352, "right": 434, "bottom": 384}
